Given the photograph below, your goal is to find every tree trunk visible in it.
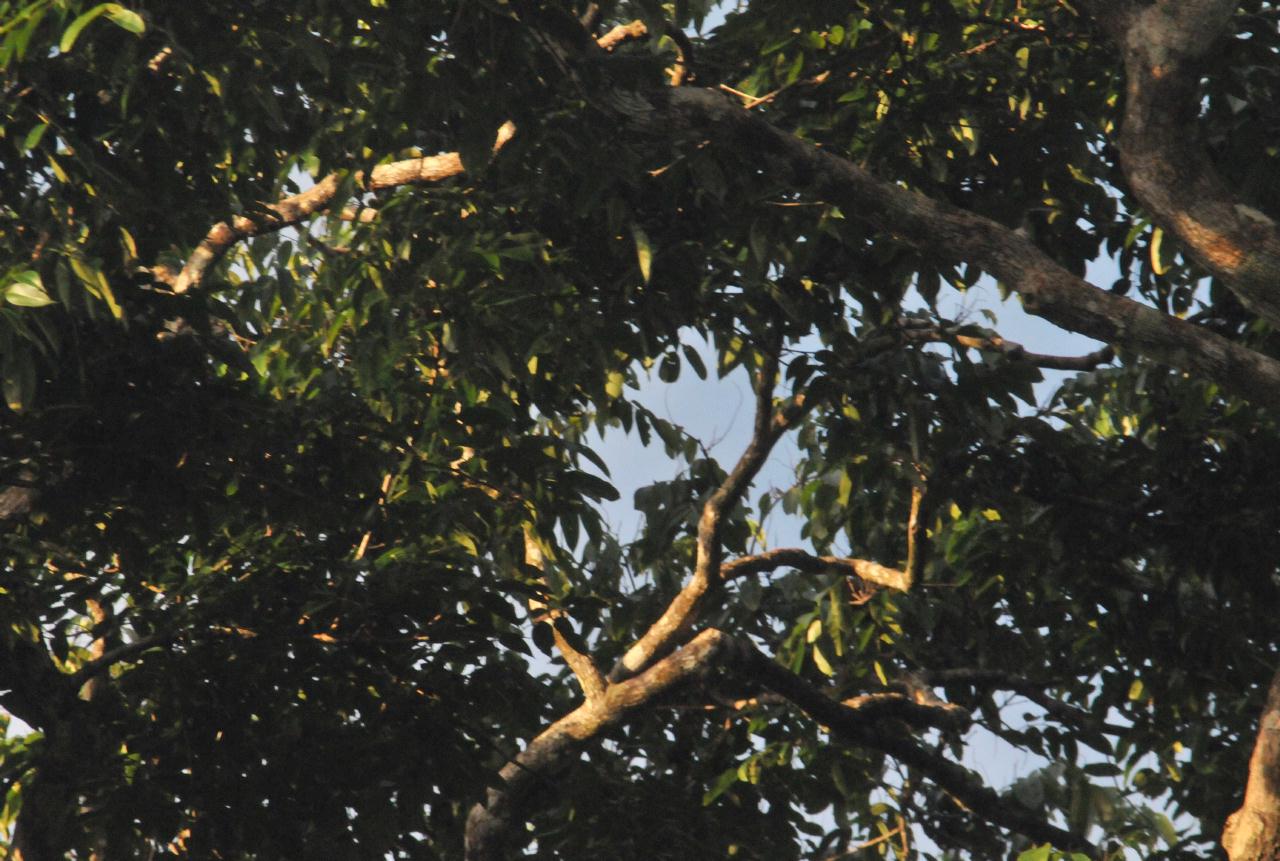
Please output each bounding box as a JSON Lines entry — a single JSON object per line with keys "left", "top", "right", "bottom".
{"left": 1224, "top": 667, "right": 1280, "bottom": 861}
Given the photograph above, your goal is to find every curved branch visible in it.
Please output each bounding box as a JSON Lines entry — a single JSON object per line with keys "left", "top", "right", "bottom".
{"left": 645, "top": 86, "right": 1280, "bottom": 409}
{"left": 1098, "top": 1, "right": 1280, "bottom": 329}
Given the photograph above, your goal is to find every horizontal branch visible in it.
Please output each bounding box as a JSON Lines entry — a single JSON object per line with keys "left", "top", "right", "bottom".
{"left": 898, "top": 318, "right": 1116, "bottom": 371}
{"left": 68, "top": 633, "right": 172, "bottom": 688}
{"left": 721, "top": 547, "right": 912, "bottom": 593}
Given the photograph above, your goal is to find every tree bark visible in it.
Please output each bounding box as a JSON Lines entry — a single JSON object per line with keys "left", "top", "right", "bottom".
{"left": 1224, "top": 666, "right": 1280, "bottom": 861}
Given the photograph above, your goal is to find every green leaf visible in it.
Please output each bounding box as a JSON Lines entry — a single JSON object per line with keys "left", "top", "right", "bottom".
{"left": 1016, "top": 847, "right": 1052, "bottom": 861}
{"left": 104, "top": 4, "right": 145, "bottom": 34}
{"left": 4, "top": 271, "right": 55, "bottom": 307}
{"left": 60, "top": 3, "right": 143, "bottom": 52}
{"left": 21, "top": 122, "right": 48, "bottom": 153}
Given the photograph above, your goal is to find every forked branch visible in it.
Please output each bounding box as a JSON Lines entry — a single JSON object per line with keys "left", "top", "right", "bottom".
{"left": 608, "top": 341, "right": 810, "bottom": 682}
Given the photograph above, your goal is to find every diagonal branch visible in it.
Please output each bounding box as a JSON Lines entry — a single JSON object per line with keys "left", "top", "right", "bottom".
{"left": 464, "top": 627, "right": 737, "bottom": 860}
{"left": 171, "top": 122, "right": 515, "bottom": 294}
{"left": 1094, "top": 1, "right": 1280, "bottom": 330}
{"left": 736, "top": 644, "right": 1098, "bottom": 858}
{"left": 522, "top": 525, "right": 606, "bottom": 702}
{"left": 608, "top": 341, "right": 811, "bottom": 682}
{"left": 643, "top": 86, "right": 1280, "bottom": 409}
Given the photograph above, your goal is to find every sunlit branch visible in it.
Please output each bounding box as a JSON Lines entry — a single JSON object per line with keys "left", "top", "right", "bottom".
{"left": 1092, "top": 0, "right": 1280, "bottom": 331}
{"left": 648, "top": 86, "right": 1280, "bottom": 408}
{"left": 608, "top": 340, "right": 811, "bottom": 683}
{"left": 720, "top": 547, "right": 912, "bottom": 593}
{"left": 464, "top": 628, "right": 736, "bottom": 860}
{"left": 523, "top": 525, "right": 606, "bottom": 702}
{"left": 171, "top": 122, "right": 515, "bottom": 293}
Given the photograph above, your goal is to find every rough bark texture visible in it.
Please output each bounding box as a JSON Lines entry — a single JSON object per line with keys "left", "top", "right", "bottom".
{"left": 1224, "top": 667, "right": 1280, "bottom": 861}
{"left": 647, "top": 86, "right": 1280, "bottom": 409}
{"left": 1102, "top": 0, "right": 1280, "bottom": 330}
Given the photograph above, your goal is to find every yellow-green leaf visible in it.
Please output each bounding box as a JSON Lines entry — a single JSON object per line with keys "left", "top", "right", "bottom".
{"left": 4, "top": 271, "right": 54, "bottom": 307}
{"left": 630, "top": 224, "right": 652, "bottom": 284}
{"left": 805, "top": 618, "right": 822, "bottom": 643}
{"left": 605, "top": 370, "right": 624, "bottom": 399}
{"left": 812, "top": 644, "right": 834, "bottom": 677}
{"left": 1150, "top": 226, "right": 1170, "bottom": 275}
{"left": 61, "top": 3, "right": 144, "bottom": 53}
{"left": 104, "top": 4, "right": 145, "bottom": 34}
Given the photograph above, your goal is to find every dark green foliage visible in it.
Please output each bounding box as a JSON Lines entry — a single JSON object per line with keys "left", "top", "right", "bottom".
{"left": 2, "top": 1, "right": 1279, "bottom": 859}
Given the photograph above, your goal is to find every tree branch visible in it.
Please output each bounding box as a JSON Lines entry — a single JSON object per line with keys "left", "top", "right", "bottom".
{"left": 721, "top": 547, "right": 912, "bottom": 593}
{"left": 523, "top": 525, "right": 606, "bottom": 702}
{"left": 898, "top": 318, "right": 1116, "bottom": 371}
{"left": 1097, "top": 1, "right": 1280, "bottom": 330}
{"left": 67, "top": 633, "right": 173, "bottom": 689}
{"left": 736, "top": 646, "right": 1097, "bottom": 857}
{"left": 171, "top": 121, "right": 517, "bottom": 294}
{"left": 643, "top": 86, "right": 1280, "bottom": 409}
{"left": 464, "top": 628, "right": 737, "bottom": 860}
{"left": 608, "top": 342, "right": 811, "bottom": 682}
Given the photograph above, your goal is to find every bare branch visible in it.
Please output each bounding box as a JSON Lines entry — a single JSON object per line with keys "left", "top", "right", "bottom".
{"left": 608, "top": 342, "right": 811, "bottom": 682}
{"left": 171, "top": 122, "right": 517, "bottom": 294}
{"left": 721, "top": 547, "right": 912, "bottom": 593}
{"left": 1096, "top": 1, "right": 1280, "bottom": 330}
{"left": 596, "top": 20, "right": 648, "bottom": 52}
{"left": 900, "top": 321, "right": 1116, "bottom": 371}
{"left": 523, "top": 526, "right": 606, "bottom": 702}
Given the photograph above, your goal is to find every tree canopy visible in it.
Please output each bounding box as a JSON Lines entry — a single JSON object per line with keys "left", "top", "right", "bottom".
{"left": 3, "top": 1, "right": 1280, "bottom": 859}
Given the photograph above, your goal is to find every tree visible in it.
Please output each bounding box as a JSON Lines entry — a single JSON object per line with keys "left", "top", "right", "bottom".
{"left": 2, "top": 0, "right": 1280, "bottom": 858}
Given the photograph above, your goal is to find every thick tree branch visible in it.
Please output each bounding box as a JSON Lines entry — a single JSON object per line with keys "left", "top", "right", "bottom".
{"left": 721, "top": 547, "right": 912, "bottom": 593}
{"left": 643, "top": 86, "right": 1280, "bottom": 409}
{"left": 609, "top": 345, "right": 810, "bottom": 682}
{"left": 1098, "top": 1, "right": 1280, "bottom": 330}
{"left": 67, "top": 633, "right": 172, "bottom": 690}
{"left": 1223, "top": 665, "right": 1280, "bottom": 861}
{"left": 464, "top": 628, "right": 736, "bottom": 860}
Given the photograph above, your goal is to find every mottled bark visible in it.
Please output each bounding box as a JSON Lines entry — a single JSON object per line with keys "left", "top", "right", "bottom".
{"left": 1098, "top": 0, "right": 1280, "bottom": 330}
{"left": 1224, "top": 667, "right": 1280, "bottom": 861}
